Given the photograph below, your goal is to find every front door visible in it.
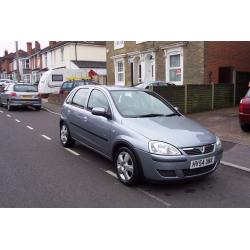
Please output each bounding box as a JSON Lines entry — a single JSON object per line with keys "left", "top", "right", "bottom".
{"left": 84, "top": 89, "right": 112, "bottom": 157}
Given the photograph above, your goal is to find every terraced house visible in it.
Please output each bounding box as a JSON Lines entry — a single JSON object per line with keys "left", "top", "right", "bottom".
{"left": 106, "top": 41, "right": 250, "bottom": 88}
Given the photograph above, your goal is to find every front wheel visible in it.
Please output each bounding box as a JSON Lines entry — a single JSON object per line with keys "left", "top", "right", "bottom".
{"left": 60, "top": 123, "right": 75, "bottom": 147}
{"left": 114, "top": 147, "right": 141, "bottom": 186}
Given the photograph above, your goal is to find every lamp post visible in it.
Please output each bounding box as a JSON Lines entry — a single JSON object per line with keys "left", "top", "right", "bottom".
{"left": 15, "top": 41, "right": 21, "bottom": 82}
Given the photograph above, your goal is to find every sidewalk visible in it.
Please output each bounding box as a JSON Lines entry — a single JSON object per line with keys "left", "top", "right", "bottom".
{"left": 188, "top": 108, "right": 250, "bottom": 171}
{"left": 42, "top": 100, "right": 250, "bottom": 172}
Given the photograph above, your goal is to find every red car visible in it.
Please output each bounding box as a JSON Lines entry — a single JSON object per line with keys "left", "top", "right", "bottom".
{"left": 239, "top": 88, "right": 250, "bottom": 132}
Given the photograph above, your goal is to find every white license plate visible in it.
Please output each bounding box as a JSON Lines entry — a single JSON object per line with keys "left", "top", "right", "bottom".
{"left": 190, "top": 157, "right": 215, "bottom": 169}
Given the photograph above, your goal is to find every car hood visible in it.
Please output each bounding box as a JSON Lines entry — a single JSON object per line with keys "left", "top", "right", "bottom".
{"left": 121, "top": 115, "right": 216, "bottom": 148}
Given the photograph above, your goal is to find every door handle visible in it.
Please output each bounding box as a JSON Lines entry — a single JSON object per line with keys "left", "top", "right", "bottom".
{"left": 83, "top": 116, "right": 88, "bottom": 122}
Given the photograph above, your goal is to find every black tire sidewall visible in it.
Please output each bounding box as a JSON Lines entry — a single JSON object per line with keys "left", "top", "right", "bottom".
{"left": 114, "top": 147, "right": 140, "bottom": 186}
{"left": 60, "top": 123, "right": 75, "bottom": 147}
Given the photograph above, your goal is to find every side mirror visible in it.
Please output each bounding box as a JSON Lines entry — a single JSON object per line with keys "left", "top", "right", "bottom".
{"left": 91, "top": 107, "right": 111, "bottom": 119}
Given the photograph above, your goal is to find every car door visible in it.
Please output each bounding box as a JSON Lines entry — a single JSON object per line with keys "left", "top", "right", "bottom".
{"left": 66, "top": 88, "right": 90, "bottom": 144}
{"left": 84, "top": 89, "right": 112, "bottom": 157}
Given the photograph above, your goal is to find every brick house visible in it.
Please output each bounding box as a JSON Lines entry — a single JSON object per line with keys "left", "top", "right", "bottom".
{"left": 0, "top": 50, "right": 16, "bottom": 79}
{"left": 10, "top": 50, "right": 31, "bottom": 82}
{"left": 106, "top": 41, "right": 250, "bottom": 87}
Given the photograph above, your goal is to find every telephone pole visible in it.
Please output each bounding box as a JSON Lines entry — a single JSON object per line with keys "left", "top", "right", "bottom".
{"left": 15, "top": 41, "right": 21, "bottom": 82}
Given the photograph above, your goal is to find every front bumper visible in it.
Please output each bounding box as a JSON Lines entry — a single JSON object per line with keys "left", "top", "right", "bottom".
{"left": 136, "top": 148, "right": 223, "bottom": 182}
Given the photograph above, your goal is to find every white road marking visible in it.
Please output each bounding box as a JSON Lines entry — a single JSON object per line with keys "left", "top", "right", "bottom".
{"left": 65, "top": 148, "right": 80, "bottom": 156}
{"left": 15, "top": 119, "right": 21, "bottom": 123}
{"left": 42, "top": 107, "right": 61, "bottom": 116}
{"left": 0, "top": 110, "right": 3, "bottom": 113}
{"left": 6, "top": 114, "right": 11, "bottom": 117}
{"left": 105, "top": 170, "right": 118, "bottom": 179}
{"left": 221, "top": 161, "right": 250, "bottom": 173}
{"left": 104, "top": 169, "right": 171, "bottom": 207}
{"left": 137, "top": 188, "right": 172, "bottom": 208}
{"left": 27, "top": 126, "right": 34, "bottom": 130}
{"left": 41, "top": 134, "right": 52, "bottom": 141}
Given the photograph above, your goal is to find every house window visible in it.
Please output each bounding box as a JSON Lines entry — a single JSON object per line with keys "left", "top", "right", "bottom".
{"left": 115, "top": 59, "right": 125, "bottom": 85}
{"left": 23, "top": 74, "right": 31, "bottom": 83}
{"left": 23, "top": 59, "right": 29, "bottom": 69}
{"left": 169, "top": 54, "right": 181, "bottom": 82}
{"left": 45, "top": 53, "right": 47, "bottom": 67}
{"left": 165, "top": 47, "right": 183, "bottom": 85}
{"left": 114, "top": 41, "right": 124, "bottom": 50}
{"left": 61, "top": 47, "right": 64, "bottom": 62}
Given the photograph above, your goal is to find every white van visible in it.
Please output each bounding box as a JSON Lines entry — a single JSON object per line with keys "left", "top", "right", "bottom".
{"left": 38, "top": 69, "right": 87, "bottom": 94}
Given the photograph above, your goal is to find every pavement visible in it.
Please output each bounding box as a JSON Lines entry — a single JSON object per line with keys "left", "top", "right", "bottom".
{"left": 1, "top": 104, "right": 250, "bottom": 207}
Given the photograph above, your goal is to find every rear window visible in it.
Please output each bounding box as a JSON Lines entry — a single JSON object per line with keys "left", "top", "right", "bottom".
{"left": 14, "top": 85, "right": 38, "bottom": 92}
{"left": 246, "top": 89, "right": 250, "bottom": 97}
{"left": 62, "top": 81, "right": 74, "bottom": 89}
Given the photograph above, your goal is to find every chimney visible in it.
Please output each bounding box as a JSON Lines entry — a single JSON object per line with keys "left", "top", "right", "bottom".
{"left": 27, "top": 42, "right": 32, "bottom": 55}
{"left": 35, "top": 41, "right": 41, "bottom": 50}
{"left": 49, "top": 41, "right": 57, "bottom": 47}
{"left": 4, "top": 50, "right": 8, "bottom": 56}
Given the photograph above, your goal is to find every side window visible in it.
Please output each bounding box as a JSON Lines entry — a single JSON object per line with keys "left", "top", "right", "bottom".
{"left": 71, "top": 88, "right": 89, "bottom": 108}
{"left": 87, "top": 89, "right": 110, "bottom": 112}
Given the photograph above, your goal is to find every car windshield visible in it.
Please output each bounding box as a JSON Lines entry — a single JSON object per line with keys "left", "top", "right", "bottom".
{"left": 110, "top": 90, "right": 177, "bottom": 118}
{"left": 14, "top": 85, "right": 38, "bottom": 92}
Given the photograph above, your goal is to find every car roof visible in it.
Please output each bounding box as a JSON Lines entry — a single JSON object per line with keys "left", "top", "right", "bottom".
{"left": 94, "top": 85, "right": 146, "bottom": 91}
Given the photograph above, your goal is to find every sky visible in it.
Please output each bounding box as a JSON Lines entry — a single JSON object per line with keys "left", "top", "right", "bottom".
{"left": 0, "top": 41, "right": 48, "bottom": 56}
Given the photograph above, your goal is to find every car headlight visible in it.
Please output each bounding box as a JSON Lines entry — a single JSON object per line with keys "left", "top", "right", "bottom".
{"left": 149, "top": 141, "right": 181, "bottom": 156}
{"left": 215, "top": 136, "right": 222, "bottom": 150}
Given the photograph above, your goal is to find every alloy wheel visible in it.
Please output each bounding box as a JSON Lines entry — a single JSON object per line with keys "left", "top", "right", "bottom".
{"left": 61, "top": 125, "right": 68, "bottom": 144}
{"left": 116, "top": 151, "right": 134, "bottom": 182}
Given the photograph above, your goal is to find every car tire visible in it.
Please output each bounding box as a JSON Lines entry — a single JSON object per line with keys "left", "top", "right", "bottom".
{"left": 60, "top": 123, "right": 75, "bottom": 148}
{"left": 114, "top": 147, "right": 141, "bottom": 186}
{"left": 7, "top": 100, "right": 12, "bottom": 111}
{"left": 0, "top": 100, "right": 3, "bottom": 107}
{"left": 35, "top": 106, "right": 41, "bottom": 111}
{"left": 240, "top": 123, "right": 250, "bottom": 132}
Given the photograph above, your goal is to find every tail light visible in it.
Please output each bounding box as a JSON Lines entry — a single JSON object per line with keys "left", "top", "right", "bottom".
{"left": 10, "top": 92, "right": 16, "bottom": 97}
{"left": 239, "top": 99, "right": 244, "bottom": 113}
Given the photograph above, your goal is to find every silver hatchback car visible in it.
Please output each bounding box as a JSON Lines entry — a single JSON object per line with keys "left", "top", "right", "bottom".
{"left": 0, "top": 83, "right": 42, "bottom": 111}
{"left": 60, "top": 86, "right": 223, "bottom": 186}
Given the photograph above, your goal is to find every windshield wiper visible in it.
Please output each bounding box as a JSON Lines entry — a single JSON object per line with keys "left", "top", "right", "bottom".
{"left": 165, "top": 113, "right": 178, "bottom": 117}
{"left": 134, "top": 114, "right": 166, "bottom": 118}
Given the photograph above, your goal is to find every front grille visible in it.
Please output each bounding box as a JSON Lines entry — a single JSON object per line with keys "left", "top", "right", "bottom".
{"left": 183, "top": 144, "right": 214, "bottom": 155}
{"left": 183, "top": 163, "right": 216, "bottom": 176}
{"left": 157, "top": 169, "right": 176, "bottom": 177}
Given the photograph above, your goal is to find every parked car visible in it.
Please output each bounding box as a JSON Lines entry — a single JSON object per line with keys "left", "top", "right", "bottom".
{"left": 59, "top": 86, "right": 223, "bottom": 186}
{"left": 60, "top": 79, "right": 98, "bottom": 95}
{"left": 0, "top": 79, "right": 14, "bottom": 87}
{"left": 135, "top": 80, "right": 175, "bottom": 89}
{"left": 239, "top": 88, "right": 250, "bottom": 131}
{"left": 0, "top": 83, "right": 41, "bottom": 111}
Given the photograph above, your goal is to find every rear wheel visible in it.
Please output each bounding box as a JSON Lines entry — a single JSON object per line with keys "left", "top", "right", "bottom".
{"left": 240, "top": 123, "right": 250, "bottom": 132}
{"left": 7, "top": 100, "right": 12, "bottom": 111}
{"left": 60, "top": 123, "right": 75, "bottom": 147}
{"left": 114, "top": 147, "right": 141, "bottom": 186}
{"left": 35, "top": 106, "right": 41, "bottom": 111}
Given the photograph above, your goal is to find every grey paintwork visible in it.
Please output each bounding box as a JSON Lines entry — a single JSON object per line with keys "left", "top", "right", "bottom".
{"left": 0, "top": 83, "right": 41, "bottom": 108}
{"left": 61, "top": 85, "right": 223, "bottom": 181}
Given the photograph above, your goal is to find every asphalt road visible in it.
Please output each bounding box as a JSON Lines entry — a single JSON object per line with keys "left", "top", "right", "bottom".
{"left": 0, "top": 106, "right": 250, "bottom": 208}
